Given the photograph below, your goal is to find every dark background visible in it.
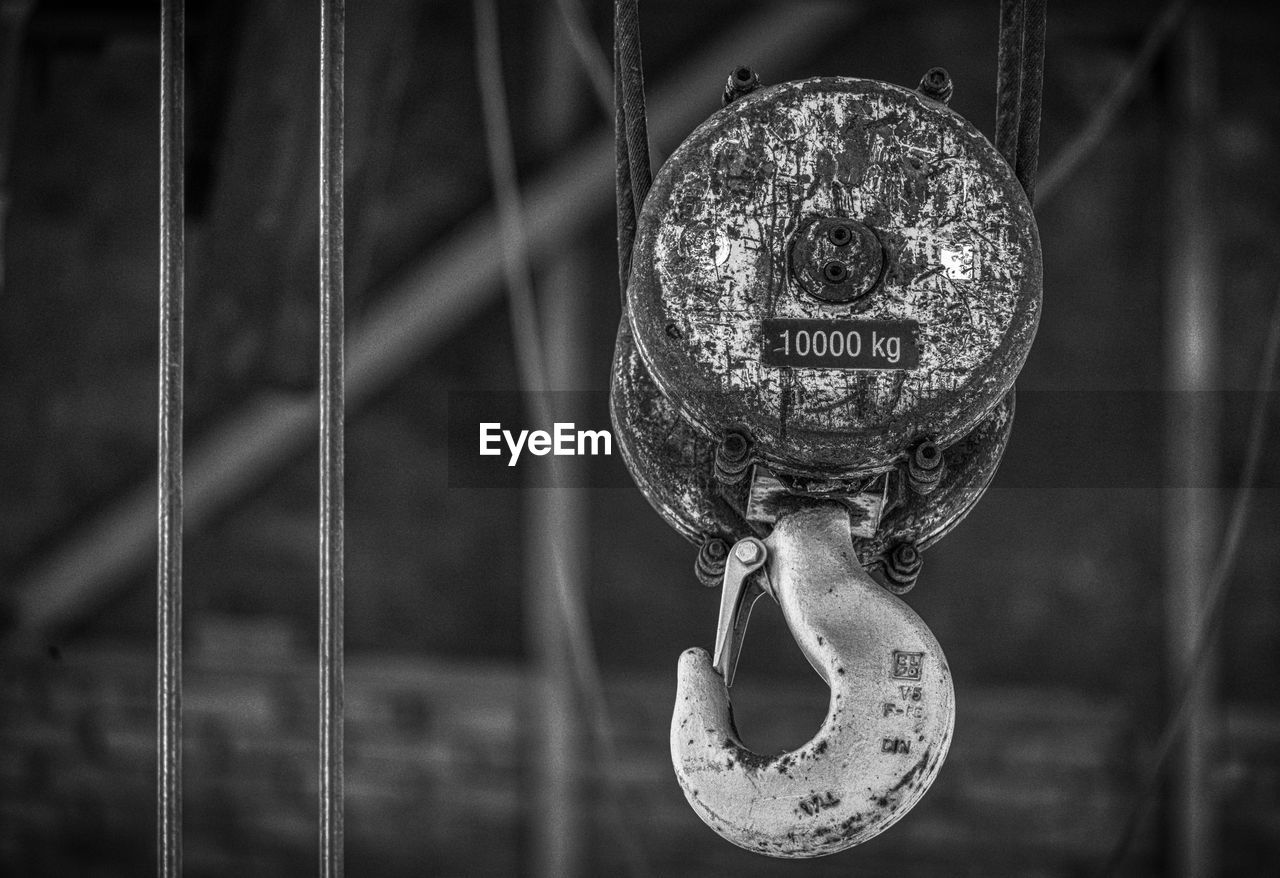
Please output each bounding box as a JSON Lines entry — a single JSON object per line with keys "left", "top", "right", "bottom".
{"left": 1, "top": 0, "right": 1279, "bottom": 875}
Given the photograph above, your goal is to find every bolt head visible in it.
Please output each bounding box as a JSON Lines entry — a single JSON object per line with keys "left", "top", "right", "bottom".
{"left": 734, "top": 541, "right": 762, "bottom": 564}
{"left": 822, "top": 260, "right": 850, "bottom": 283}
{"left": 918, "top": 67, "right": 954, "bottom": 103}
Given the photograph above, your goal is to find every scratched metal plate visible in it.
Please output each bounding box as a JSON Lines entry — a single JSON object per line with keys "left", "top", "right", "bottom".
{"left": 610, "top": 320, "right": 1014, "bottom": 564}
{"left": 627, "top": 77, "right": 1040, "bottom": 474}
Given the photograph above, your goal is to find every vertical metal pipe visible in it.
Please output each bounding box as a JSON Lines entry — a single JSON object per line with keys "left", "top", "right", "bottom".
{"left": 319, "top": 1, "right": 345, "bottom": 876}
{"left": 1163, "top": 11, "right": 1218, "bottom": 878}
{"left": 157, "top": 1, "right": 184, "bottom": 875}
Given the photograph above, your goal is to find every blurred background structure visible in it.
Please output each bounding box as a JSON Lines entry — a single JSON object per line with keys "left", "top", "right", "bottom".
{"left": 2, "top": 0, "right": 1280, "bottom": 875}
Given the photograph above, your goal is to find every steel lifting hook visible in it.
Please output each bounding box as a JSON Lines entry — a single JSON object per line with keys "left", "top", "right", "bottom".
{"left": 671, "top": 502, "right": 955, "bottom": 857}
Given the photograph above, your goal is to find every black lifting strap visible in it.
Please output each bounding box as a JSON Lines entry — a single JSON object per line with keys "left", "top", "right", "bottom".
{"left": 995, "top": 0, "right": 1047, "bottom": 205}
{"left": 614, "top": 0, "right": 652, "bottom": 301}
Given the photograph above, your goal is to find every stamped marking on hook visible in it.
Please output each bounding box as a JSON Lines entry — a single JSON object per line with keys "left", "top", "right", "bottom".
{"left": 891, "top": 650, "right": 924, "bottom": 680}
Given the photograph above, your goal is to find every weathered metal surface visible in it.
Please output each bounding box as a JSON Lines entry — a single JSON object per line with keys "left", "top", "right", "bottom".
{"left": 611, "top": 319, "right": 745, "bottom": 546}
{"left": 610, "top": 314, "right": 1014, "bottom": 567}
{"left": 879, "top": 390, "right": 1013, "bottom": 555}
{"left": 672, "top": 504, "right": 954, "bottom": 856}
{"left": 745, "top": 468, "right": 887, "bottom": 537}
{"left": 626, "top": 76, "right": 1041, "bottom": 475}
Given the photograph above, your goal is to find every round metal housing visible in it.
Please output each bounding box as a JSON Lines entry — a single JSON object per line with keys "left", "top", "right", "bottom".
{"left": 625, "top": 76, "right": 1041, "bottom": 475}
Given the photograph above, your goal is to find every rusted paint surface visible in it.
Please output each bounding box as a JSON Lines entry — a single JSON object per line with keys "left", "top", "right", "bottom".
{"left": 626, "top": 77, "right": 1041, "bottom": 474}
{"left": 671, "top": 505, "right": 954, "bottom": 856}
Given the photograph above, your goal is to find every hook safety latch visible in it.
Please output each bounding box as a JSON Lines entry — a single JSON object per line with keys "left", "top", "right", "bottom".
{"left": 671, "top": 502, "right": 955, "bottom": 858}
{"left": 711, "top": 537, "right": 768, "bottom": 687}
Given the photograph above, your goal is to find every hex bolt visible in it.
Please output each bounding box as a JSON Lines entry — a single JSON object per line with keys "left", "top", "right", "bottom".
{"left": 715, "top": 429, "right": 753, "bottom": 485}
{"left": 695, "top": 537, "right": 729, "bottom": 587}
{"left": 723, "top": 65, "right": 761, "bottom": 105}
{"left": 734, "top": 540, "right": 762, "bottom": 564}
{"left": 917, "top": 67, "right": 953, "bottom": 104}
{"left": 884, "top": 542, "right": 923, "bottom": 593}
{"left": 907, "top": 439, "right": 946, "bottom": 495}
{"left": 822, "top": 261, "right": 849, "bottom": 284}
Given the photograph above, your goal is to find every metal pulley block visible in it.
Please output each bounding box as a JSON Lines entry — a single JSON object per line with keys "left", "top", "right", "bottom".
{"left": 624, "top": 75, "right": 1040, "bottom": 477}
{"left": 610, "top": 71, "right": 1040, "bottom": 856}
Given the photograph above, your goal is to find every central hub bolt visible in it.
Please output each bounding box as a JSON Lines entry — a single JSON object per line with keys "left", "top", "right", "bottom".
{"left": 790, "top": 217, "right": 885, "bottom": 304}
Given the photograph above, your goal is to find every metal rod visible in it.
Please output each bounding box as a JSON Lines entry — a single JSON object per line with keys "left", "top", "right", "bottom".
{"left": 157, "top": 0, "right": 184, "bottom": 875}
{"left": 318, "top": 0, "right": 345, "bottom": 875}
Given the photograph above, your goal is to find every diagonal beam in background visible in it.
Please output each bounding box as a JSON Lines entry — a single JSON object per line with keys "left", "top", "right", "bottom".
{"left": 6, "top": 1, "right": 855, "bottom": 642}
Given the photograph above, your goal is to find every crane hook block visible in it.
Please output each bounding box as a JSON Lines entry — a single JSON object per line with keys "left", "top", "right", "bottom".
{"left": 612, "top": 72, "right": 1039, "bottom": 857}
